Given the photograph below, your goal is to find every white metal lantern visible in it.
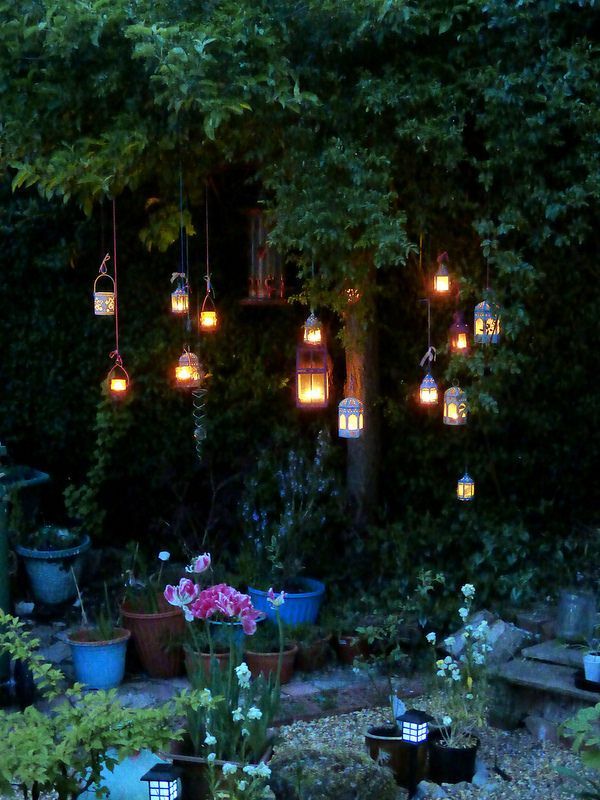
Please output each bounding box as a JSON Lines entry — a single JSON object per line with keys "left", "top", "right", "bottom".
{"left": 140, "top": 765, "right": 182, "bottom": 800}
{"left": 93, "top": 254, "right": 115, "bottom": 316}
{"left": 457, "top": 472, "right": 475, "bottom": 501}
{"left": 338, "top": 397, "right": 364, "bottom": 438}
{"left": 474, "top": 300, "right": 501, "bottom": 344}
{"left": 175, "top": 349, "right": 202, "bottom": 389}
{"left": 398, "top": 709, "right": 431, "bottom": 744}
{"left": 303, "top": 313, "right": 324, "bottom": 345}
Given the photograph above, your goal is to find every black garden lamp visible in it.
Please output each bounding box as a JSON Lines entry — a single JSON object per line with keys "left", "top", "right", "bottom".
{"left": 140, "top": 764, "right": 183, "bottom": 800}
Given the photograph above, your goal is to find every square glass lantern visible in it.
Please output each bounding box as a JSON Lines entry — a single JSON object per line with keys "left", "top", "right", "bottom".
{"left": 296, "top": 343, "right": 329, "bottom": 408}
{"left": 398, "top": 709, "right": 432, "bottom": 744}
{"left": 140, "top": 764, "right": 182, "bottom": 800}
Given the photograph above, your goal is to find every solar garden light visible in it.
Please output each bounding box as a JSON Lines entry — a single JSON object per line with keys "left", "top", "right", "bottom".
{"left": 397, "top": 709, "right": 434, "bottom": 798}
{"left": 140, "top": 764, "right": 183, "bottom": 800}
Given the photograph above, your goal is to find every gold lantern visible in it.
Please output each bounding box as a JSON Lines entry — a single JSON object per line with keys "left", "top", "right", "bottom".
{"left": 457, "top": 473, "right": 475, "bottom": 501}
{"left": 199, "top": 294, "right": 218, "bottom": 332}
{"left": 303, "top": 313, "right": 324, "bottom": 345}
{"left": 171, "top": 282, "right": 189, "bottom": 315}
{"left": 107, "top": 356, "right": 129, "bottom": 398}
{"left": 338, "top": 397, "right": 364, "bottom": 438}
{"left": 296, "top": 343, "right": 329, "bottom": 408}
{"left": 449, "top": 311, "right": 470, "bottom": 354}
{"left": 433, "top": 252, "right": 450, "bottom": 294}
{"left": 93, "top": 254, "right": 115, "bottom": 316}
{"left": 443, "top": 385, "right": 468, "bottom": 425}
{"left": 419, "top": 373, "right": 438, "bottom": 405}
{"left": 175, "top": 348, "right": 202, "bottom": 389}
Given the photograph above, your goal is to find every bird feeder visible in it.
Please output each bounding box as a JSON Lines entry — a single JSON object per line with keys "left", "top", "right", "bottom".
{"left": 419, "top": 373, "right": 438, "bottom": 405}
{"left": 449, "top": 311, "right": 470, "bottom": 354}
{"left": 93, "top": 254, "right": 115, "bottom": 316}
{"left": 140, "top": 764, "right": 182, "bottom": 800}
{"left": 303, "top": 313, "right": 324, "bottom": 346}
{"left": 296, "top": 343, "right": 329, "bottom": 408}
{"left": 457, "top": 473, "right": 475, "bottom": 501}
{"left": 474, "top": 300, "right": 501, "bottom": 344}
{"left": 443, "top": 386, "right": 468, "bottom": 425}
{"left": 338, "top": 397, "right": 364, "bottom": 438}
{"left": 433, "top": 253, "right": 450, "bottom": 294}
{"left": 175, "top": 349, "right": 202, "bottom": 389}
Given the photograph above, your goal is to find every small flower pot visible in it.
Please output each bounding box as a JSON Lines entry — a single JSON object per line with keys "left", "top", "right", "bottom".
{"left": 364, "top": 725, "right": 428, "bottom": 787}
{"left": 121, "top": 596, "right": 185, "bottom": 678}
{"left": 583, "top": 652, "right": 600, "bottom": 683}
{"left": 15, "top": 535, "right": 91, "bottom": 606}
{"left": 244, "top": 644, "right": 298, "bottom": 684}
{"left": 428, "top": 736, "right": 480, "bottom": 784}
{"left": 67, "top": 627, "right": 130, "bottom": 690}
{"left": 184, "top": 645, "right": 230, "bottom": 679}
{"left": 248, "top": 578, "right": 325, "bottom": 625}
{"left": 333, "top": 633, "right": 369, "bottom": 665}
{"left": 295, "top": 635, "right": 333, "bottom": 672}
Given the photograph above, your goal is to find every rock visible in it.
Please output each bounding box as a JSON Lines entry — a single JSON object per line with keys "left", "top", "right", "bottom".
{"left": 415, "top": 780, "right": 448, "bottom": 799}
{"left": 445, "top": 611, "right": 531, "bottom": 665}
{"left": 516, "top": 607, "right": 553, "bottom": 638}
{"left": 524, "top": 714, "right": 559, "bottom": 744}
{"left": 14, "top": 601, "right": 35, "bottom": 616}
{"left": 40, "top": 640, "right": 71, "bottom": 664}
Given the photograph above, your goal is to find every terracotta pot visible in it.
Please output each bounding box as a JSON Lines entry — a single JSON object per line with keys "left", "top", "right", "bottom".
{"left": 365, "top": 725, "right": 428, "bottom": 788}
{"left": 121, "top": 596, "right": 185, "bottom": 678}
{"left": 333, "top": 633, "right": 369, "bottom": 665}
{"left": 295, "top": 635, "right": 332, "bottom": 672}
{"left": 244, "top": 645, "right": 298, "bottom": 684}
{"left": 184, "top": 646, "right": 230, "bottom": 680}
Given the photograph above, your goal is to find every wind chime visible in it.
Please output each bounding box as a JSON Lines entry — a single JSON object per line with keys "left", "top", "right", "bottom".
{"left": 199, "top": 186, "right": 218, "bottom": 332}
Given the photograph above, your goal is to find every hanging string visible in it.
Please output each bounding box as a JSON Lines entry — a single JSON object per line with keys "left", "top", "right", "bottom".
{"left": 419, "top": 232, "right": 423, "bottom": 274}
{"left": 204, "top": 182, "right": 212, "bottom": 296}
{"left": 419, "top": 297, "right": 436, "bottom": 367}
{"left": 486, "top": 254, "right": 490, "bottom": 292}
{"left": 112, "top": 198, "right": 119, "bottom": 356}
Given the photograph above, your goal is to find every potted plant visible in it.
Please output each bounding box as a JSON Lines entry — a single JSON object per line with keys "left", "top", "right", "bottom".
{"left": 583, "top": 626, "right": 600, "bottom": 684}
{"left": 424, "top": 583, "right": 490, "bottom": 785}
{"left": 332, "top": 608, "right": 369, "bottom": 665}
{"left": 290, "top": 622, "right": 332, "bottom": 672}
{"left": 0, "top": 609, "right": 218, "bottom": 800}
{"left": 14, "top": 523, "right": 90, "bottom": 606}
{"left": 240, "top": 432, "right": 342, "bottom": 625}
{"left": 162, "top": 558, "right": 285, "bottom": 800}
{"left": 244, "top": 613, "right": 298, "bottom": 684}
{"left": 120, "top": 546, "right": 187, "bottom": 678}
{"left": 67, "top": 579, "right": 130, "bottom": 690}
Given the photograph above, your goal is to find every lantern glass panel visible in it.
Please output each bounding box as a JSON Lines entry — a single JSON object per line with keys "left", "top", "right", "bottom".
{"left": 419, "top": 374, "right": 438, "bottom": 405}
{"left": 457, "top": 474, "right": 475, "bottom": 501}
{"left": 148, "top": 780, "right": 178, "bottom": 800}
{"left": 474, "top": 301, "right": 501, "bottom": 344}
{"left": 171, "top": 289, "right": 189, "bottom": 315}
{"left": 443, "top": 387, "right": 467, "bottom": 425}
{"left": 200, "top": 310, "right": 217, "bottom": 330}
{"left": 110, "top": 378, "right": 127, "bottom": 394}
{"left": 296, "top": 345, "right": 329, "bottom": 408}
{"left": 434, "top": 273, "right": 449, "bottom": 293}
{"left": 401, "top": 720, "right": 428, "bottom": 743}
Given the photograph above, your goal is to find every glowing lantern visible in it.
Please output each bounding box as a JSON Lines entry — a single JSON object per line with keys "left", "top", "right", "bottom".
{"left": 398, "top": 709, "right": 432, "bottom": 744}
{"left": 303, "top": 313, "right": 323, "bottom": 345}
{"left": 474, "top": 300, "right": 501, "bottom": 344}
{"left": 457, "top": 473, "right": 475, "bottom": 501}
{"left": 449, "top": 311, "right": 470, "bottom": 354}
{"left": 199, "top": 295, "right": 218, "bottom": 332}
{"left": 443, "top": 385, "right": 468, "bottom": 426}
{"left": 93, "top": 254, "right": 115, "bottom": 316}
{"left": 171, "top": 284, "right": 189, "bottom": 315}
{"left": 338, "top": 397, "right": 364, "bottom": 438}
{"left": 433, "top": 253, "right": 450, "bottom": 294}
{"left": 419, "top": 373, "right": 438, "bottom": 405}
{"left": 107, "top": 357, "right": 129, "bottom": 398}
{"left": 140, "top": 764, "right": 182, "bottom": 800}
{"left": 296, "top": 343, "right": 329, "bottom": 408}
{"left": 175, "top": 349, "right": 202, "bottom": 389}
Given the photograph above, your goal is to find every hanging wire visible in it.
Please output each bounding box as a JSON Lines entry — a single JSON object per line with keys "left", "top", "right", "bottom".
{"left": 419, "top": 297, "right": 436, "bottom": 368}
{"left": 112, "top": 198, "right": 119, "bottom": 355}
{"left": 204, "top": 182, "right": 212, "bottom": 297}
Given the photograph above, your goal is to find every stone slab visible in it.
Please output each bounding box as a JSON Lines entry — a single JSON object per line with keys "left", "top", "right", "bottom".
{"left": 521, "top": 639, "right": 584, "bottom": 668}
{"left": 495, "top": 659, "right": 600, "bottom": 702}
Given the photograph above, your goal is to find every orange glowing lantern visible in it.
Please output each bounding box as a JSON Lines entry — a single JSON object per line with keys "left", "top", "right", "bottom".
{"left": 171, "top": 282, "right": 189, "bottom": 315}
{"left": 296, "top": 343, "right": 329, "bottom": 409}
{"left": 303, "top": 313, "right": 324, "bottom": 345}
{"left": 199, "top": 294, "right": 218, "bottom": 332}
{"left": 449, "top": 311, "right": 470, "bottom": 354}
{"left": 433, "top": 252, "right": 450, "bottom": 294}
{"left": 107, "top": 357, "right": 129, "bottom": 398}
{"left": 175, "top": 348, "right": 202, "bottom": 389}
{"left": 457, "top": 473, "right": 475, "bottom": 501}
{"left": 419, "top": 373, "right": 438, "bottom": 405}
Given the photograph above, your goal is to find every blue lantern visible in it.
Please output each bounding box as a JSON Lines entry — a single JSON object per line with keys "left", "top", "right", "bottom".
{"left": 443, "top": 386, "right": 468, "bottom": 426}
{"left": 338, "top": 397, "right": 364, "bottom": 438}
{"left": 457, "top": 473, "right": 475, "bottom": 501}
{"left": 419, "top": 373, "right": 438, "bottom": 405}
{"left": 474, "top": 300, "right": 501, "bottom": 344}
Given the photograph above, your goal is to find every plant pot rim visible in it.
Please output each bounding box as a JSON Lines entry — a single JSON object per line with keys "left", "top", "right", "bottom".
{"left": 244, "top": 644, "right": 298, "bottom": 657}
{"left": 584, "top": 651, "right": 600, "bottom": 658}
{"left": 431, "top": 734, "right": 480, "bottom": 750}
{"left": 184, "top": 644, "right": 230, "bottom": 657}
{"left": 15, "top": 534, "right": 91, "bottom": 559}
{"left": 121, "top": 601, "right": 184, "bottom": 621}
{"left": 67, "top": 627, "right": 131, "bottom": 646}
{"left": 248, "top": 578, "right": 325, "bottom": 599}
{"left": 365, "top": 724, "right": 402, "bottom": 741}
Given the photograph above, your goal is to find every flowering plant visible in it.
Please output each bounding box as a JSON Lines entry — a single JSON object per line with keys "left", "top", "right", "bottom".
{"left": 425, "top": 584, "right": 490, "bottom": 748}
{"left": 121, "top": 544, "right": 174, "bottom": 613}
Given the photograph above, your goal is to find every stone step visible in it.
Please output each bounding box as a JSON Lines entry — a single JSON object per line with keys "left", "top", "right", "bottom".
{"left": 521, "top": 639, "right": 585, "bottom": 669}
{"left": 495, "top": 659, "right": 600, "bottom": 703}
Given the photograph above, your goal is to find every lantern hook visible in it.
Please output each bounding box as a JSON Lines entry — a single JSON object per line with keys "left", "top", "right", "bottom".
{"left": 99, "top": 253, "right": 110, "bottom": 274}
{"left": 419, "top": 346, "right": 437, "bottom": 368}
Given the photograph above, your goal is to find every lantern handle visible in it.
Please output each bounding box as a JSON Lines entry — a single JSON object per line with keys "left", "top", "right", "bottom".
{"left": 98, "top": 252, "right": 110, "bottom": 274}
{"left": 201, "top": 292, "right": 216, "bottom": 313}
{"left": 93, "top": 272, "right": 115, "bottom": 293}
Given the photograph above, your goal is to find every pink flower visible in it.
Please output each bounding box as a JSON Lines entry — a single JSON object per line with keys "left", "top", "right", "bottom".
{"left": 187, "top": 583, "right": 261, "bottom": 634}
{"left": 185, "top": 553, "right": 211, "bottom": 574}
{"left": 164, "top": 578, "right": 200, "bottom": 622}
{"left": 267, "top": 588, "right": 286, "bottom": 608}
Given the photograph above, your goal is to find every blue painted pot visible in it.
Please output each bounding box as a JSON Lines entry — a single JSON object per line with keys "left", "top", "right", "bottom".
{"left": 15, "top": 535, "right": 91, "bottom": 605}
{"left": 208, "top": 619, "right": 246, "bottom": 650}
{"left": 68, "top": 628, "right": 130, "bottom": 689}
{"left": 248, "top": 578, "right": 325, "bottom": 625}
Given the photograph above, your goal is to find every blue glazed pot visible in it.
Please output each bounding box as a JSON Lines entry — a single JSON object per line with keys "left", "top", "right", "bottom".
{"left": 208, "top": 619, "right": 246, "bottom": 649}
{"left": 248, "top": 578, "right": 325, "bottom": 625}
{"left": 68, "top": 628, "right": 130, "bottom": 690}
{"left": 15, "top": 535, "right": 91, "bottom": 605}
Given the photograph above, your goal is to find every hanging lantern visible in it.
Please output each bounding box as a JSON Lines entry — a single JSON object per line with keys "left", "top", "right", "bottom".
{"left": 296, "top": 343, "right": 329, "bottom": 408}
{"left": 433, "top": 252, "right": 450, "bottom": 294}
{"left": 140, "top": 764, "right": 182, "bottom": 800}
{"left": 303, "top": 313, "right": 324, "bottom": 345}
{"left": 243, "top": 209, "right": 285, "bottom": 303}
{"left": 93, "top": 254, "right": 115, "bottom": 316}
{"left": 443, "top": 386, "right": 468, "bottom": 425}
{"left": 338, "top": 397, "right": 364, "bottom": 438}
{"left": 175, "top": 349, "right": 202, "bottom": 389}
{"left": 199, "top": 294, "right": 218, "bottom": 332}
{"left": 419, "top": 373, "right": 438, "bottom": 405}
{"left": 457, "top": 472, "right": 475, "bottom": 501}
{"left": 107, "top": 356, "right": 129, "bottom": 398}
{"left": 171, "top": 282, "right": 189, "bottom": 315}
{"left": 449, "top": 311, "right": 470, "bottom": 354}
{"left": 474, "top": 300, "right": 501, "bottom": 344}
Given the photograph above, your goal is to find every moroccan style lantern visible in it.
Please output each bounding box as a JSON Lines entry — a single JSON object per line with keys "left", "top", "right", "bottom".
{"left": 449, "top": 311, "right": 470, "bottom": 354}
{"left": 171, "top": 278, "right": 189, "bottom": 315}
{"left": 140, "top": 764, "right": 182, "bottom": 800}
{"left": 457, "top": 473, "right": 475, "bottom": 501}
{"left": 419, "top": 373, "right": 438, "bottom": 405}
{"left": 443, "top": 385, "right": 468, "bottom": 425}
{"left": 338, "top": 397, "right": 364, "bottom": 438}
{"left": 108, "top": 356, "right": 129, "bottom": 398}
{"left": 296, "top": 343, "right": 329, "bottom": 408}
{"left": 303, "top": 313, "right": 324, "bottom": 345}
{"left": 93, "top": 254, "right": 115, "bottom": 316}
{"left": 474, "top": 300, "right": 501, "bottom": 344}
{"left": 433, "top": 252, "right": 450, "bottom": 294}
{"left": 175, "top": 348, "right": 202, "bottom": 389}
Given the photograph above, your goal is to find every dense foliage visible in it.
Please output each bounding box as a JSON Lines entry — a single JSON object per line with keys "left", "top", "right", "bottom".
{"left": 0, "top": 0, "right": 599, "bottom": 608}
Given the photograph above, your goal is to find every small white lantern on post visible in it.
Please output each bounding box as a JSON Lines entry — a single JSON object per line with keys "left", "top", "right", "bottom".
{"left": 140, "top": 764, "right": 182, "bottom": 800}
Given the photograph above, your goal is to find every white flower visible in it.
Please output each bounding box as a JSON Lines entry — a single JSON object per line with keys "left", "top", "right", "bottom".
{"left": 207, "top": 752, "right": 216, "bottom": 763}
{"left": 247, "top": 706, "right": 262, "bottom": 720}
{"left": 235, "top": 662, "right": 252, "bottom": 688}
{"left": 465, "top": 692, "right": 474, "bottom": 700}
{"left": 243, "top": 763, "right": 271, "bottom": 779}
{"left": 442, "top": 715, "right": 452, "bottom": 726}
{"left": 458, "top": 607, "right": 469, "bottom": 620}
{"left": 444, "top": 636, "right": 455, "bottom": 648}
{"left": 222, "top": 763, "right": 238, "bottom": 776}
{"left": 473, "top": 652, "right": 485, "bottom": 665}
{"left": 237, "top": 781, "right": 248, "bottom": 792}
{"left": 451, "top": 670, "right": 461, "bottom": 681}
{"left": 204, "top": 732, "right": 217, "bottom": 746}
{"left": 426, "top": 632, "right": 436, "bottom": 645}
{"left": 444, "top": 656, "right": 453, "bottom": 665}
{"left": 232, "top": 707, "right": 244, "bottom": 722}
{"left": 241, "top": 727, "right": 250, "bottom": 737}
{"left": 461, "top": 583, "right": 475, "bottom": 598}
{"left": 158, "top": 551, "right": 170, "bottom": 561}
{"left": 243, "top": 765, "right": 257, "bottom": 776}
{"left": 436, "top": 669, "right": 446, "bottom": 677}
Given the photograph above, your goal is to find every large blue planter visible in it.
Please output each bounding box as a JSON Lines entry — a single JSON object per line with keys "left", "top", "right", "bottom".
{"left": 68, "top": 628, "right": 130, "bottom": 689}
{"left": 15, "top": 535, "right": 91, "bottom": 605}
{"left": 248, "top": 578, "right": 325, "bottom": 625}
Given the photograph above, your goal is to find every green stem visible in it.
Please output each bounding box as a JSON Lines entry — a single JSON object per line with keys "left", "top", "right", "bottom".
{"left": 275, "top": 607, "right": 284, "bottom": 686}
